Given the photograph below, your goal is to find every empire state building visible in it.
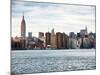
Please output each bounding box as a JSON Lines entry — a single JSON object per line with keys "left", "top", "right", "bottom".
{"left": 21, "top": 14, "right": 26, "bottom": 38}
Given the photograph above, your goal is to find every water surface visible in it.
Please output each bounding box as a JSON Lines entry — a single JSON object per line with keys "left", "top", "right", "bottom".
{"left": 11, "top": 49, "right": 96, "bottom": 74}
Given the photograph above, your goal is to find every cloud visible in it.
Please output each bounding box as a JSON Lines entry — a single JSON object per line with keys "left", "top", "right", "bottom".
{"left": 11, "top": 0, "right": 96, "bottom": 37}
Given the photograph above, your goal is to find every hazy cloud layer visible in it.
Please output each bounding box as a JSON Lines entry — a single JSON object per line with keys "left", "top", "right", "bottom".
{"left": 11, "top": 0, "right": 96, "bottom": 37}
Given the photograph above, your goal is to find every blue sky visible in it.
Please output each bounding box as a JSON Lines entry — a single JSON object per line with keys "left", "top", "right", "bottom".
{"left": 11, "top": 0, "right": 96, "bottom": 37}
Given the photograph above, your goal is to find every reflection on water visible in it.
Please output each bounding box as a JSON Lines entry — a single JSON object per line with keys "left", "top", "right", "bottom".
{"left": 11, "top": 49, "right": 96, "bottom": 74}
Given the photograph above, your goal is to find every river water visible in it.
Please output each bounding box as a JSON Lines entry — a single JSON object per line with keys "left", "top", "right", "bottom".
{"left": 11, "top": 49, "right": 96, "bottom": 74}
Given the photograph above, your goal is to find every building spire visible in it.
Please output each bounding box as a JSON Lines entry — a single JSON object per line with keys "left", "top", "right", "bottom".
{"left": 22, "top": 12, "right": 24, "bottom": 19}
{"left": 85, "top": 26, "right": 87, "bottom": 32}
{"left": 21, "top": 12, "right": 26, "bottom": 38}
{"left": 51, "top": 25, "right": 55, "bottom": 34}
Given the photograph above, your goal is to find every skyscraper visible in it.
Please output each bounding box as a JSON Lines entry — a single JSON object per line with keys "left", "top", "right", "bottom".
{"left": 21, "top": 13, "right": 26, "bottom": 38}
{"left": 51, "top": 28, "right": 56, "bottom": 49}
{"left": 62, "top": 33, "right": 68, "bottom": 49}
{"left": 56, "top": 32, "right": 63, "bottom": 49}
{"left": 38, "top": 32, "right": 45, "bottom": 47}
{"left": 56, "top": 32, "right": 69, "bottom": 49}
{"left": 28, "top": 32, "right": 32, "bottom": 38}
{"left": 80, "top": 26, "right": 88, "bottom": 37}
{"left": 69, "top": 32, "right": 75, "bottom": 39}
{"left": 45, "top": 32, "right": 51, "bottom": 48}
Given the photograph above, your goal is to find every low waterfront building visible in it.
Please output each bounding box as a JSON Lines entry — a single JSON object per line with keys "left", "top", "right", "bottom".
{"left": 27, "top": 36, "right": 44, "bottom": 49}
{"left": 11, "top": 36, "right": 26, "bottom": 50}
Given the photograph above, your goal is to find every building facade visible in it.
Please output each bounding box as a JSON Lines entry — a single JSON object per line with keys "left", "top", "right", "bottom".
{"left": 38, "top": 32, "right": 45, "bottom": 47}
{"left": 45, "top": 32, "right": 51, "bottom": 48}
{"left": 51, "top": 28, "right": 57, "bottom": 49}
{"left": 28, "top": 32, "right": 32, "bottom": 38}
{"left": 62, "top": 33, "right": 68, "bottom": 49}
{"left": 56, "top": 32, "right": 63, "bottom": 49}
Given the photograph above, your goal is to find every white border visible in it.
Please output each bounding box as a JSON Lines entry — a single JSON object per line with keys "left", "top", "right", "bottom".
{"left": 0, "top": 0, "right": 98, "bottom": 75}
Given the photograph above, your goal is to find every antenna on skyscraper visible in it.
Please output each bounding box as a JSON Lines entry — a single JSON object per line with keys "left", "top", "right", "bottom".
{"left": 85, "top": 25, "right": 87, "bottom": 31}
{"left": 22, "top": 12, "right": 25, "bottom": 18}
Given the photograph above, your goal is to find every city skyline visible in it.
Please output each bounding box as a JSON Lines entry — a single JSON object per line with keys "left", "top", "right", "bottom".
{"left": 12, "top": 0, "right": 96, "bottom": 37}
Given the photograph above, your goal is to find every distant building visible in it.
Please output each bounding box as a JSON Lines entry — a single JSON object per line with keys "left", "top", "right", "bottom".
{"left": 77, "top": 33, "right": 80, "bottom": 38}
{"left": 88, "top": 32, "right": 96, "bottom": 48}
{"left": 27, "top": 36, "right": 44, "bottom": 49}
{"left": 11, "top": 36, "right": 26, "bottom": 50}
{"left": 21, "top": 13, "right": 26, "bottom": 38}
{"left": 27, "top": 37, "right": 35, "bottom": 49}
{"left": 39, "top": 32, "right": 44, "bottom": 38}
{"left": 56, "top": 32, "right": 69, "bottom": 49}
{"left": 28, "top": 32, "right": 32, "bottom": 38}
{"left": 20, "top": 37, "right": 26, "bottom": 49}
{"left": 77, "top": 38, "right": 82, "bottom": 48}
{"left": 11, "top": 36, "right": 21, "bottom": 49}
{"left": 89, "top": 32, "right": 95, "bottom": 39}
{"left": 56, "top": 32, "right": 63, "bottom": 49}
{"left": 45, "top": 32, "right": 51, "bottom": 48}
{"left": 68, "top": 32, "right": 79, "bottom": 49}
{"left": 38, "top": 32, "right": 45, "bottom": 47}
{"left": 20, "top": 13, "right": 26, "bottom": 49}
{"left": 62, "top": 33, "right": 68, "bottom": 49}
{"left": 51, "top": 28, "right": 57, "bottom": 49}
{"left": 80, "top": 26, "right": 88, "bottom": 37}
{"left": 82, "top": 37, "right": 91, "bottom": 48}
{"left": 68, "top": 38, "right": 78, "bottom": 49}
{"left": 69, "top": 32, "right": 76, "bottom": 39}
{"left": 76, "top": 33, "right": 82, "bottom": 48}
